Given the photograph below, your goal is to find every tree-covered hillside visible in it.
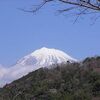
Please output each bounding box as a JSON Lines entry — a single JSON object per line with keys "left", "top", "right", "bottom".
{"left": 0, "top": 56, "right": 100, "bottom": 100}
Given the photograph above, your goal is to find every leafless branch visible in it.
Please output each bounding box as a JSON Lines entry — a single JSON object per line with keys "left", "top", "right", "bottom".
{"left": 19, "top": 0, "right": 53, "bottom": 13}
{"left": 59, "top": 0, "right": 100, "bottom": 11}
{"left": 23, "top": 0, "right": 100, "bottom": 22}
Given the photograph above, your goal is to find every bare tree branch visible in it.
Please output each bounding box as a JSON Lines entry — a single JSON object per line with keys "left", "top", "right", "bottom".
{"left": 19, "top": 0, "right": 53, "bottom": 13}
{"left": 23, "top": 0, "right": 100, "bottom": 22}
{"left": 59, "top": 0, "right": 100, "bottom": 11}
{"left": 29, "top": 0, "right": 100, "bottom": 14}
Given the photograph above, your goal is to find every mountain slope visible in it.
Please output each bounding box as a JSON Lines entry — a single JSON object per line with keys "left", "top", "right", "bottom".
{"left": 0, "top": 56, "right": 100, "bottom": 100}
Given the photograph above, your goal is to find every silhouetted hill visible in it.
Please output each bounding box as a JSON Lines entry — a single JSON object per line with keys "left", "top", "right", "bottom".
{"left": 0, "top": 56, "right": 100, "bottom": 100}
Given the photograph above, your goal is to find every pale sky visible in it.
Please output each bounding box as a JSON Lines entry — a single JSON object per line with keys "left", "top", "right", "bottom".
{"left": 0, "top": 0, "right": 100, "bottom": 66}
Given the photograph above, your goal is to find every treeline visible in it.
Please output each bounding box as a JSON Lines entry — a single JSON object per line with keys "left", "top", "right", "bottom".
{"left": 0, "top": 56, "right": 100, "bottom": 100}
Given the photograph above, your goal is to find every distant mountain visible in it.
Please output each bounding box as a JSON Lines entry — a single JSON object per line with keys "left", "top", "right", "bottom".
{"left": 0, "top": 56, "right": 100, "bottom": 100}
{"left": 0, "top": 47, "right": 77, "bottom": 87}
{"left": 16, "top": 47, "right": 77, "bottom": 67}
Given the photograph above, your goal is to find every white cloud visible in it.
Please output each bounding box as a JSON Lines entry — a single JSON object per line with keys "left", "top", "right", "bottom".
{"left": 0, "top": 64, "right": 42, "bottom": 87}
{"left": 0, "top": 65, "right": 6, "bottom": 78}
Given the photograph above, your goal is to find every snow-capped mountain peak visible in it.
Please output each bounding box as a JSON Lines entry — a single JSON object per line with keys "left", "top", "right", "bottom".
{"left": 17, "top": 47, "right": 77, "bottom": 67}
{"left": 0, "top": 47, "right": 77, "bottom": 87}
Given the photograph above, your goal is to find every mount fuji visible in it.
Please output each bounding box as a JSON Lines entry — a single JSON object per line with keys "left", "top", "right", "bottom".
{"left": 16, "top": 47, "right": 77, "bottom": 67}
{"left": 0, "top": 47, "right": 77, "bottom": 87}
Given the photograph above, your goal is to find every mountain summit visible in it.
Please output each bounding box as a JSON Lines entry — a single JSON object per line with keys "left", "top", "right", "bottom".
{"left": 17, "top": 47, "right": 77, "bottom": 67}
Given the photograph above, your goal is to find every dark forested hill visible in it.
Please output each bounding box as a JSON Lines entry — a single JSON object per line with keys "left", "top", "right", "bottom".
{"left": 0, "top": 56, "right": 100, "bottom": 100}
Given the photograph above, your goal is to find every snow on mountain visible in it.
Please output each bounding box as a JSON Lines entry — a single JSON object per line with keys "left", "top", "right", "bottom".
{"left": 17, "top": 47, "right": 77, "bottom": 67}
{"left": 0, "top": 47, "right": 77, "bottom": 87}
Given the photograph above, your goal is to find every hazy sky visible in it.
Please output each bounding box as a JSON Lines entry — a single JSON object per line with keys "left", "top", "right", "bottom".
{"left": 0, "top": 0, "right": 100, "bottom": 66}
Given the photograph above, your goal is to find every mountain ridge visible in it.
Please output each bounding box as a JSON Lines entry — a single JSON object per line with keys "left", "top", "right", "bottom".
{"left": 0, "top": 56, "right": 100, "bottom": 100}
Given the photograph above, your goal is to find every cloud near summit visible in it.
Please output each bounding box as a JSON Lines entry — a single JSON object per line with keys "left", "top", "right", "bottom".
{"left": 0, "top": 64, "right": 40, "bottom": 87}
